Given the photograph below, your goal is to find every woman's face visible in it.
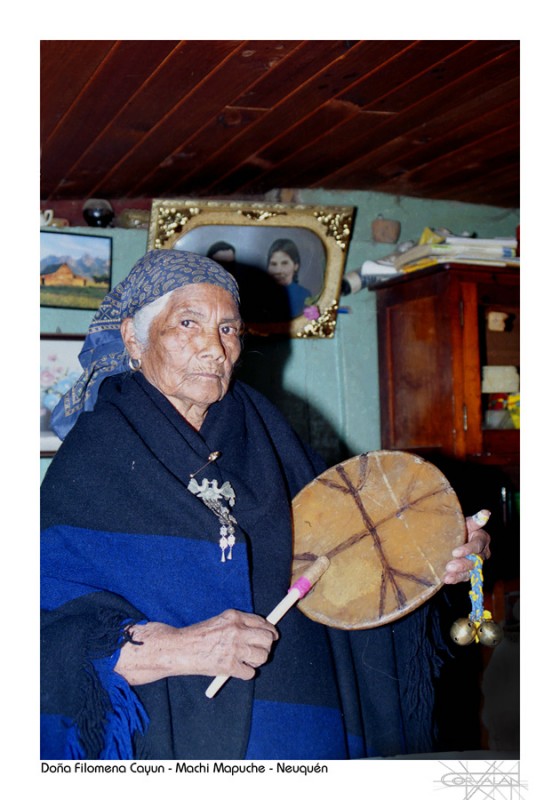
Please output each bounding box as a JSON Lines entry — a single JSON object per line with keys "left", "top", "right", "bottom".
{"left": 267, "top": 249, "right": 299, "bottom": 286}
{"left": 123, "top": 283, "right": 242, "bottom": 429}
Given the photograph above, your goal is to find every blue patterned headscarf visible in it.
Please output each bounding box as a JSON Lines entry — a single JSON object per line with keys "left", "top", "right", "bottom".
{"left": 50, "top": 249, "right": 240, "bottom": 440}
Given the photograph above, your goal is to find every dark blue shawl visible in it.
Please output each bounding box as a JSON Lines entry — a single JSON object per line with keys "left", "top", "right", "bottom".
{"left": 41, "top": 373, "right": 443, "bottom": 760}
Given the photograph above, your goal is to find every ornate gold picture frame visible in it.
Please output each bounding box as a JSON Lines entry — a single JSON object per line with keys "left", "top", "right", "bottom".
{"left": 147, "top": 199, "right": 355, "bottom": 338}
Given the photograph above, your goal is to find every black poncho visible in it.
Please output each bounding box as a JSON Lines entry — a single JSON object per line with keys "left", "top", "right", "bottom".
{"left": 41, "top": 372, "right": 443, "bottom": 760}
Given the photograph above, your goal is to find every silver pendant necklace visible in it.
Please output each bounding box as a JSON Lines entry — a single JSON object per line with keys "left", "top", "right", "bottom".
{"left": 187, "top": 452, "right": 237, "bottom": 562}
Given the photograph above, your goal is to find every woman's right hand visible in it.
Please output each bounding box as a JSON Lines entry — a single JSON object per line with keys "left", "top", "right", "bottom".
{"left": 115, "top": 610, "right": 279, "bottom": 686}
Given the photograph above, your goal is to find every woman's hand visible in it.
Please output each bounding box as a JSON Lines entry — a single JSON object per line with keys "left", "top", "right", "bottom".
{"left": 443, "top": 509, "right": 492, "bottom": 584}
{"left": 115, "top": 609, "right": 279, "bottom": 686}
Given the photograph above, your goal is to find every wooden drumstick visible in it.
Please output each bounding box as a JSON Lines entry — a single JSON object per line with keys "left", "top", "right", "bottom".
{"left": 205, "top": 556, "right": 330, "bottom": 699}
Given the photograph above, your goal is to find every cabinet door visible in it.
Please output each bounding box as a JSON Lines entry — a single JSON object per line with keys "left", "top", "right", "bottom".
{"left": 377, "top": 271, "right": 458, "bottom": 454}
{"left": 458, "top": 279, "right": 484, "bottom": 457}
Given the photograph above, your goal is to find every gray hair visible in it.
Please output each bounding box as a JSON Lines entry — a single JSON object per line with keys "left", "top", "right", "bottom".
{"left": 131, "top": 290, "right": 174, "bottom": 351}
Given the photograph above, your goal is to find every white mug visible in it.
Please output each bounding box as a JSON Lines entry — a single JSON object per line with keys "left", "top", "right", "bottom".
{"left": 40, "top": 209, "right": 54, "bottom": 226}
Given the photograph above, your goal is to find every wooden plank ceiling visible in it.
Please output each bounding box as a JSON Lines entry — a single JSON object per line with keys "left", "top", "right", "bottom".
{"left": 41, "top": 40, "right": 520, "bottom": 209}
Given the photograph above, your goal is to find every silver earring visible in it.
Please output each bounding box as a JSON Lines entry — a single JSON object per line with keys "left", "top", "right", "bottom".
{"left": 128, "top": 357, "right": 142, "bottom": 372}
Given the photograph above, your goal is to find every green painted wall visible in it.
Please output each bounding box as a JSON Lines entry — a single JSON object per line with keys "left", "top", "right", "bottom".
{"left": 40, "top": 190, "right": 519, "bottom": 480}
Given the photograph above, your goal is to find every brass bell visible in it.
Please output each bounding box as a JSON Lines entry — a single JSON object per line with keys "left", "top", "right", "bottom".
{"left": 450, "top": 618, "right": 477, "bottom": 646}
{"left": 477, "top": 620, "right": 504, "bottom": 647}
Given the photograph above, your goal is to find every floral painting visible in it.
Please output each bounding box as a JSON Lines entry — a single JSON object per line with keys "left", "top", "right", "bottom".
{"left": 40, "top": 335, "right": 84, "bottom": 455}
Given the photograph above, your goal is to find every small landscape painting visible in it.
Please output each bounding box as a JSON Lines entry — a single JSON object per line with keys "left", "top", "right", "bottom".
{"left": 40, "top": 231, "right": 112, "bottom": 310}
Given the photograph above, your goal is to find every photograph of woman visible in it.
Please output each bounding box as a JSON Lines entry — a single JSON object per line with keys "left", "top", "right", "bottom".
{"left": 265, "top": 238, "right": 312, "bottom": 319}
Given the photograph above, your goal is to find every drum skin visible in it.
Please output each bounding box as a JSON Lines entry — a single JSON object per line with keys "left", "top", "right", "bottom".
{"left": 291, "top": 451, "right": 466, "bottom": 630}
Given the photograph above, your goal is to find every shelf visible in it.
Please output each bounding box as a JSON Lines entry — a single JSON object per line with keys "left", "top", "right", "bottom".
{"left": 482, "top": 428, "right": 520, "bottom": 457}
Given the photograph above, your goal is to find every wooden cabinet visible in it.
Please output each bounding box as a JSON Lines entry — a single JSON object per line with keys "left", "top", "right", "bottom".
{"left": 374, "top": 263, "right": 520, "bottom": 482}
{"left": 374, "top": 262, "right": 520, "bottom": 603}
{"left": 374, "top": 264, "right": 521, "bottom": 751}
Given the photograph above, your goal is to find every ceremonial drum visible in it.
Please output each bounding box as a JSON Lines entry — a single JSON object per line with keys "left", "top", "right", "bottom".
{"left": 291, "top": 450, "right": 466, "bottom": 630}
{"left": 206, "top": 450, "right": 467, "bottom": 698}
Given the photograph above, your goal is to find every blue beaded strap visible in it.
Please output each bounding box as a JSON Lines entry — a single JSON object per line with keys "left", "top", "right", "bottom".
{"left": 450, "top": 552, "right": 502, "bottom": 647}
{"left": 467, "top": 553, "right": 495, "bottom": 642}
{"left": 467, "top": 553, "right": 485, "bottom": 624}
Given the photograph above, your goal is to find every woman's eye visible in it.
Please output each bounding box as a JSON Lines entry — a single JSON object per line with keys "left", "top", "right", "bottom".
{"left": 180, "top": 319, "right": 194, "bottom": 328}
{"left": 220, "top": 324, "right": 240, "bottom": 336}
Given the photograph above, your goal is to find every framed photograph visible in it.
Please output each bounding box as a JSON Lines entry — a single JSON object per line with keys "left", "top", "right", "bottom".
{"left": 40, "top": 230, "right": 113, "bottom": 310}
{"left": 147, "top": 199, "right": 355, "bottom": 338}
{"left": 40, "top": 334, "right": 84, "bottom": 456}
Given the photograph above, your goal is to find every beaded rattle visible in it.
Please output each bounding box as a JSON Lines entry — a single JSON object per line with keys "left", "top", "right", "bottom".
{"left": 450, "top": 512, "right": 503, "bottom": 648}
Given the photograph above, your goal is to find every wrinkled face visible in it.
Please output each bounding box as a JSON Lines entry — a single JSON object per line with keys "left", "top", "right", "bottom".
{"left": 267, "top": 250, "right": 299, "bottom": 286}
{"left": 123, "top": 283, "right": 242, "bottom": 428}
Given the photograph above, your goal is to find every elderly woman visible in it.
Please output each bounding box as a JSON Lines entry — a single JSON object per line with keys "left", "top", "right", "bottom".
{"left": 41, "top": 250, "right": 490, "bottom": 761}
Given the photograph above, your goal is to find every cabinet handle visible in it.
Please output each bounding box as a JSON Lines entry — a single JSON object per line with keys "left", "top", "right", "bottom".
{"left": 463, "top": 404, "right": 468, "bottom": 431}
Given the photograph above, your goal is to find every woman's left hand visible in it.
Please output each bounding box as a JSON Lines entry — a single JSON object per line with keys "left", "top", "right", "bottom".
{"left": 443, "top": 509, "right": 492, "bottom": 584}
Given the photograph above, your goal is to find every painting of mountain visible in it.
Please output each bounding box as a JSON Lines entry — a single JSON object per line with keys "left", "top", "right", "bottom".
{"left": 40, "top": 231, "right": 112, "bottom": 310}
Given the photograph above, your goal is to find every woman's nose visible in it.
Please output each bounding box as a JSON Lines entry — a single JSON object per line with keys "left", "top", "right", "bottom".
{"left": 198, "top": 328, "right": 226, "bottom": 359}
